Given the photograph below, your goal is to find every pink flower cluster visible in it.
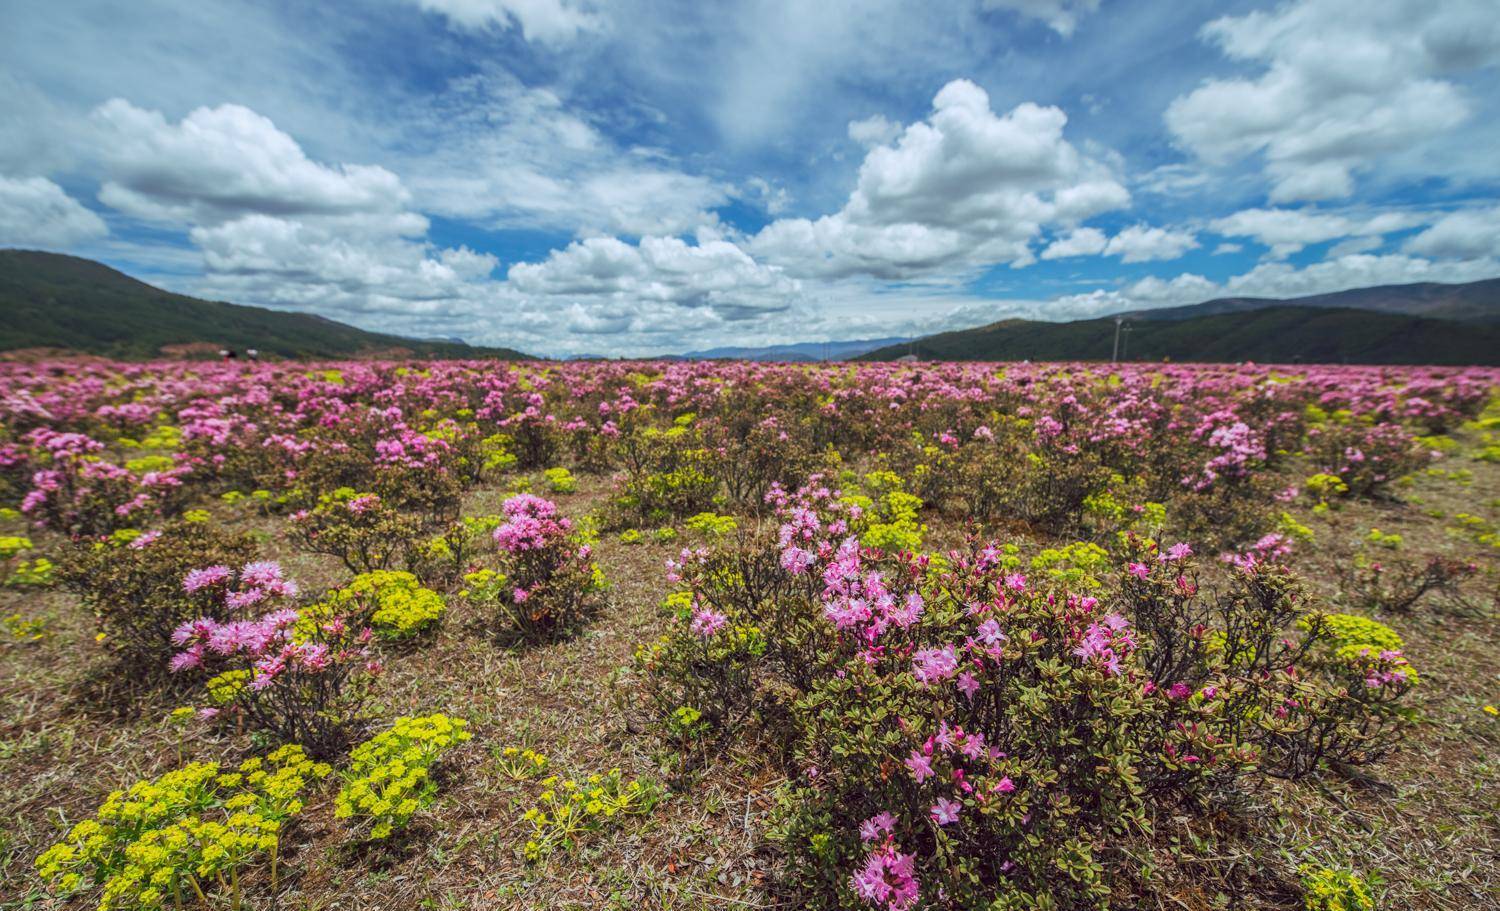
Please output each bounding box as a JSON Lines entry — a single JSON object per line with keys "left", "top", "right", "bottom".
{"left": 182, "top": 560, "right": 299, "bottom": 610}
{"left": 850, "top": 840, "right": 920, "bottom": 911}
{"left": 170, "top": 608, "right": 375, "bottom": 689}
{"left": 1071, "top": 611, "right": 1136, "bottom": 677}
{"left": 493, "top": 494, "right": 573, "bottom": 553}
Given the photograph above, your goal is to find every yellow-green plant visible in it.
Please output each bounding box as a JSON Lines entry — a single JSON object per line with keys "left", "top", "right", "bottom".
{"left": 543, "top": 467, "right": 577, "bottom": 493}
{"left": 334, "top": 714, "right": 471, "bottom": 840}
{"left": 851, "top": 472, "right": 926, "bottom": 552}
{"left": 1306, "top": 473, "right": 1350, "bottom": 501}
{"left": 496, "top": 746, "right": 550, "bottom": 781}
{"left": 313, "top": 570, "right": 445, "bottom": 641}
{"left": 4, "top": 611, "right": 51, "bottom": 643}
{"left": 684, "top": 512, "right": 737, "bottom": 537}
{"left": 519, "top": 766, "right": 660, "bottom": 861}
{"left": 34, "top": 745, "right": 328, "bottom": 910}
{"left": 1, "top": 535, "right": 53, "bottom": 587}
{"left": 1029, "top": 541, "right": 1111, "bottom": 590}
{"left": 1299, "top": 864, "right": 1377, "bottom": 911}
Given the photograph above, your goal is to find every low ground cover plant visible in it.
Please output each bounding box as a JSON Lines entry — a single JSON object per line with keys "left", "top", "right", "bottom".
{"left": 335, "top": 713, "right": 472, "bottom": 841}
{"left": 34, "top": 744, "right": 329, "bottom": 910}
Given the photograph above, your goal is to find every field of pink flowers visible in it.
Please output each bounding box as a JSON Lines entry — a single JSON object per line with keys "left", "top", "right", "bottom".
{"left": 1, "top": 357, "right": 1497, "bottom": 911}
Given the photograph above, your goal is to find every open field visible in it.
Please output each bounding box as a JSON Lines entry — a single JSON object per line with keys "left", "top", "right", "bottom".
{"left": 1, "top": 358, "right": 1498, "bottom": 911}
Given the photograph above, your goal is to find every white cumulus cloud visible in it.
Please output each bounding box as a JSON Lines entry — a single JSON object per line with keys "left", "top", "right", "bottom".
{"left": 1166, "top": 0, "right": 1500, "bottom": 202}
{"left": 1211, "top": 207, "right": 1427, "bottom": 259}
{"left": 1403, "top": 207, "right": 1500, "bottom": 261}
{"left": 91, "top": 100, "right": 409, "bottom": 225}
{"left": 748, "top": 79, "right": 1129, "bottom": 281}
{"left": 0, "top": 175, "right": 108, "bottom": 249}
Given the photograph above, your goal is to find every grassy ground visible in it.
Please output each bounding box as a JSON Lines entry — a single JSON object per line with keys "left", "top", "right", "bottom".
{"left": 2, "top": 458, "right": 1496, "bottom": 910}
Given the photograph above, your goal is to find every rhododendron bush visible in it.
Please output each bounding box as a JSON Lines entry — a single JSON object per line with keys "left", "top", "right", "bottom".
{"left": 628, "top": 479, "right": 1424, "bottom": 908}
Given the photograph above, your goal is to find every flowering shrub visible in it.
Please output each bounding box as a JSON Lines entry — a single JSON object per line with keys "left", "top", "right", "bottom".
{"left": 472, "top": 494, "right": 606, "bottom": 643}
{"left": 518, "top": 764, "right": 660, "bottom": 861}
{"left": 55, "top": 521, "right": 257, "bottom": 676}
{"left": 20, "top": 430, "right": 194, "bottom": 536}
{"left": 335, "top": 714, "right": 472, "bottom": 840}
{"left": 629, "top": 589, "right": 767, "bottom": 748}
{"left": 171, "top": 591, "right": 382, "bottom": 757}
{"left": 288, "top": 488, "right": 422, "bottom": 574}
{"left": 631, "top": 477, "right": 1423, "bottom": 910}
{"left": 1304, "top": 414, "right": 1431, "bottom": 498}
{"left": 312, "top": 570, "right": 446, "bottom": 641}
{"left": 34, "top": 744, "right": 329, "bottom": 910}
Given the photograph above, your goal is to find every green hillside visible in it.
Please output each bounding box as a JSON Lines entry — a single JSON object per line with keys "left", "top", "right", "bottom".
{"left": 860, "top": 306, "right": 1500, "bottom": 365}
{"left": 0, "top": 250, "right": 528, "bottom": 360}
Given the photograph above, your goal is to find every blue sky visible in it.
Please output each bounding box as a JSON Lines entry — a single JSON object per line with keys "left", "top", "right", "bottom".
{"left": 2, "top": 0, "right": 1499, "bottom": 356}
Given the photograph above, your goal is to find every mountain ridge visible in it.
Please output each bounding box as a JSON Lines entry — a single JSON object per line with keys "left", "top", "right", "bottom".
{"left": 1120, "top": 278, "right": 1500, "bottom": 324}
{"left": 0, "top": 250, "right": 529, "bottom": 360}
{"left": 858, "top": 303, "right": 1500, "bottom": 365}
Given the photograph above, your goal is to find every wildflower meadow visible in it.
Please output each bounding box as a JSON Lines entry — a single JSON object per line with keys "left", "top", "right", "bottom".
{"left": 0, "top": 357, "right": 1497, "bottom": 910}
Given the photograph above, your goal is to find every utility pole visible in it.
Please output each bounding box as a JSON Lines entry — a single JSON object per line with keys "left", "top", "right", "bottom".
{"left": 1112, "top": 316, "right": 1124, "bottom": 363}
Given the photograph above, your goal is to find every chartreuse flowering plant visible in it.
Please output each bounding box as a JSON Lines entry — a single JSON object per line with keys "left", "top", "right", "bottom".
{"left": 334, "top": 714, "right": 472, "bottom": 841}
{"left": 1, "top": 534, "right": 55, "bottom": 587}
{"left": 1299, "top": 864, "right": 1378, "bottom": 911}
{"left": 34, "top": 744, "right": 329, "bottom": 910}
{"left": 543, "top": 466, "right": 577, "bottom": 493}
{"left": 496, "top": 746, "right": 550, "bottom": 781}
{"left": 309, "top": 570, "right": 445, "bottom": 641}
{"left": 518, "top": 763, "right": 661, "bottom": 861}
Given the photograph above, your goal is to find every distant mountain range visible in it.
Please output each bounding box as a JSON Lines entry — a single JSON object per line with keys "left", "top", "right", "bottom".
{"left": 4, "top": 250, "right": 1497, "bottom": 365}
{"left": 1121, "top": 279, "right": 1500, "bottom": 325}
{"left": 859, "top": 279, "right": 1500, "bottom": 365}
{"left": 0, "top": 250, "right": 528, "bottom": 360}
{"left": 676, "top": 337, "right": 912, "bottom": 362}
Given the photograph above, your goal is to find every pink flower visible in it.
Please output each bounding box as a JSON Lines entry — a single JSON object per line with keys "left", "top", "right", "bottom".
{"left": 912, "top": 645, "right": 958, "bottom": 684}
{"left": 690, "top": 607, "right": 728, "bottom": 638}
{"left": 1161, "top": 542, "right": 1193, "bottom": 562}
{"left": 994, "top": 776, "right": 1016, "bottom": 794}
{"left": 850, "top": 843, "right": 919, "bottom": 911}
{"left": 859, "top": 811, "right": 897, "bottom": 842}
{"left": 956, "top": 672, "right": 980, "bottom": 701}
{"left": 1127, "top": 562, "right": 1150, "bottom": 579}
{"left": 930, "top": 797, "right": 961, "bottom": 826}
{"left": 975, "top": 618, "right": 1005, "bottom": 646}
{"left": 904, "top": 750, "right": 934, "bottom": 783}
{"left": 183, "top": 565, "right": 232, "bottom": 593}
